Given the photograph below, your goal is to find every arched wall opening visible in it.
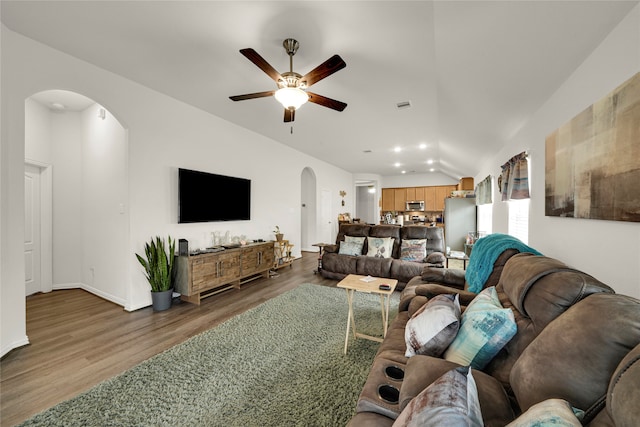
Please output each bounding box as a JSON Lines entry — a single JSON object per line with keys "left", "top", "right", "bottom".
{"left": 24, "top": 89, "right": 130, "bottom": 307}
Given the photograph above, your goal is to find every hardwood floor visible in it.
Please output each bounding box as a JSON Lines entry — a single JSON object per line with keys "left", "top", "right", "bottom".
{"left": 0, "top": 251, "right": 336, "bottom": 426}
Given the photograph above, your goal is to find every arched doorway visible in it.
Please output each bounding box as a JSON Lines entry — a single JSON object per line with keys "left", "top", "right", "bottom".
{"left": 25, "top": 90, "right": 129, "bottom": 306}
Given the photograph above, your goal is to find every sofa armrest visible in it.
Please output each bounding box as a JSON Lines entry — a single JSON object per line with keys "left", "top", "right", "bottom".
{"left": 323, "top": 244, "right": 339, "bottom": 254}
{"left": 421, "top": 266, "right": 466, "bottom": 287}
{"left": 414, "top": 283, "right": 478, "bottom": 306}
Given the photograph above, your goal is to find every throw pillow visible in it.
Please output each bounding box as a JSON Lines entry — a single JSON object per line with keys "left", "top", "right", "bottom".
{"left": 338, "top": 240, "right": 363, "bottom": 256}
{"left": 366, "top": 236, "right": 394, "bottom": 258}
{"left": 393, "top": 366, "right": 483, "bottom": 427}
{"left": 400, "top": 239, "right": 427, "bottom": 261}
{"left": 338, "top": 235, "right": 365, "bottom": 255}
{"left": 405, "top": 294, "right": 461, "bottom": 357}
{"left": 344, "top": 235, "right": 366, "bottom": 245}
{"left": 506, "top": 399, "right": 582, "bottom": 427}
{"left": 444, "top": 286, "right": 517, "bottom": 369}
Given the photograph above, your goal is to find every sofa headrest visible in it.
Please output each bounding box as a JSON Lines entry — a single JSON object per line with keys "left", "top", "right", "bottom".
{"left": 401, "top": 226, "right": 445, "bottom": 253}
{"left": 336, "top": 224, "right": 371, "bottom": 242}
{"left": 500, "top": 253, "right": 613, "bottom": 320}
{"left": 510, "top": 293, "right": 640, "bottom": 421}
{"left": 607, "top": 342, "right": 640, "bottom": 427}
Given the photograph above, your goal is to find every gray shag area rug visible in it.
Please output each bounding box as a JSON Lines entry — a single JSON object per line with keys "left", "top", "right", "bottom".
{"left": 19, "top": 283, "right": 399, "bottom": 427}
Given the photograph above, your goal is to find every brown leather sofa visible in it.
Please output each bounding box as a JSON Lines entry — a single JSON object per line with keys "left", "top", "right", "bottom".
{"left": 348, "top": 252, "right": 640, "bottom": 426}
{"left": 320, "top": 224, "right": 446, "bottom": 290}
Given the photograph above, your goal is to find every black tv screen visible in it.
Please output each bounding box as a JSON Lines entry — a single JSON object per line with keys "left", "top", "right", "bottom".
{"left": 178, "top": 168, "right": 251, "bottom": 223}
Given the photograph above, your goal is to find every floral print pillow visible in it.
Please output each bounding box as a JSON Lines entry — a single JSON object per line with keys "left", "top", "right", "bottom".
{"left": 366, "top": 237, "right": 394, "bottom": 258}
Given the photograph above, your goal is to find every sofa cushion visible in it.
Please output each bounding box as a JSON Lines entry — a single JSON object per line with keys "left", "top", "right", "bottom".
{"left": 505, "top": 399, "right": 581, "bottom": 427}
{"left": 336, "top": 224, "right": 372, "bottom": 253}
{"left": 367, "top": 236, "right": 395, "bottom": 258}
{"left": 393, "top": 367, "right": 482, "bottom": 427}
{"left": 356, "top": 256, "right": 394, "bottom": 279}
{"left": 483, "top": 253, "right": 615, "bottom": 387}
{"left": 400, "top": 239, "right": 427, "bottom": 261}
{"left": 339, "top": 240, "right": 364, "bottom": 256}
{"left": 404, "top": 294, "right": 460, "bottom": 358}
{"left": 510, "top": 293, "right": 640, "bottom": 421}
{"left": 390, "top": 260, "right": 424, "bottom": 286}
{"left": 444, "top": 287, "right": 517, "bottom": 370}
{"left": 346, "top": 235, "right": 366, "bottom": 244}
{"left": 399, "top": 356, "right": 515, "bottom": 427}
{"left": 320, "top": 252, "right": 357, "bottom": 275}
{"left": 401, "top": 226, "right": 445, "bottom": 255}
{"left": 607, "top": 343, "right": 640, "bottom": 427}
{"left": 424, "top": 252, "right": 445, "bottom": 264}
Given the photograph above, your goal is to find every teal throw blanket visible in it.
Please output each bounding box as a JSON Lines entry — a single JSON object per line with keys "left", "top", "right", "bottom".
{"left": 465, "top": 233, "right": 542, "bottom": 293}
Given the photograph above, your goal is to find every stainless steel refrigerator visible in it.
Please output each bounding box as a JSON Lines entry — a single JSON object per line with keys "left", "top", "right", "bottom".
{"left": 444, "top": 198, "right": 477, "bottom": 251}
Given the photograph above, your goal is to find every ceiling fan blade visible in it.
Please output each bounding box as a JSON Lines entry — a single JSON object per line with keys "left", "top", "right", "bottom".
{"left": 240, "top": 48, "right": 282, "bottom": 83}
{"left": 301, "top": 55, "right": 346, "bottom": 87}
{"left": 229, "top": 90, "right": 275, "bottom": 101}
{"left": 284, "top": 108, "right": 295, "bottom": 123}
{"left": 307, "top": 92, "right": 347, "bottom": 112}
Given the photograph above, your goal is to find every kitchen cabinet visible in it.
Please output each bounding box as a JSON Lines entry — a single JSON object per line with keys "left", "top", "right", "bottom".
{"left": 415, "top": 187, "right": 425, "bottom": 201}
{"left": 382, "top": 188, "right": 395, "bottom": 211}
{"left": 405, "top": 187, "right": 416, "bottom": 201}
{"left": 424, "top": 187, "right": 436, "bottom": 210}
{"left": 458, "top": 177, "right": 474, "bottom": 190}
{"left": 394, "top": 188, "right": 406, "bottom": 211}
{"left": 435, "top": 186, "right": 456, "bottom": 210}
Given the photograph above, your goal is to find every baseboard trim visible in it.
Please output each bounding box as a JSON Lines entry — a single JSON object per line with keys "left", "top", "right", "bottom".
{"left": 53, "top": 283, "right": 126, "bottom": 308}
{"left": 1, "top": 336, "right": 30, "bottom": 359}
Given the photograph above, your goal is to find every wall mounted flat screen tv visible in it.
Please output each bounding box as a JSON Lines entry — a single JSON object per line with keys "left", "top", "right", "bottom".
{"left": 178, "top": 168, "right": 251, "bottom": 223}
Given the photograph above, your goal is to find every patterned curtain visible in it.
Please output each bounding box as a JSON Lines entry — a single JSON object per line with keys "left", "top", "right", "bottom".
{"left": 475, "top": 175, "right": 492, "bottom": 205}
{"left": 498, "top": 151, "right": 530, "bottom": 201}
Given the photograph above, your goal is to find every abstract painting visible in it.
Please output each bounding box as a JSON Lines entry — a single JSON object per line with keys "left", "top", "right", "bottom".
{"left": 545, "top": 72, "right": 640, "bottom": 222}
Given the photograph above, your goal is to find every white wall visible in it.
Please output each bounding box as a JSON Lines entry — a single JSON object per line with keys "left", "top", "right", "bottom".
{"left": 382, "top": 171, "right": 458, "bottom": 188}
{"left": 1, "top": 25, "right": 354, "bottom": 355}
{"left": 50, "top": 110, "right": 83, "bottom": 286}
{"left": 475, "top": 4, "right": 640, "bottom": 298}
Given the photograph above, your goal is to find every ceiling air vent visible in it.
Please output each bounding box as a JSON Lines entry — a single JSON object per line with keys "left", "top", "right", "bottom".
{"left": 396, "top": 101, "right": 412, "bottom": 110}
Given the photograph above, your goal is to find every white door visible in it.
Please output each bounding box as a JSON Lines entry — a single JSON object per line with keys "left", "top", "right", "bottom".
{"left": 25, "top": 165, "right": 42, "bottom": 296}
{"left": 320, "top": 189, "right": 333, "bottom": 243}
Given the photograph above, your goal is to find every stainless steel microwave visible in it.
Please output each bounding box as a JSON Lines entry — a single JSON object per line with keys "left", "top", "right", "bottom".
{"left": 406, "top": 200, "right": 425, "bottom": 211}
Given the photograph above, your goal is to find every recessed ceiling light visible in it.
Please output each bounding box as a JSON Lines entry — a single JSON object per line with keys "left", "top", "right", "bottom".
{"left": 51, "top": 102, "right": 65, "bottom": 110}
{"left": 401, "top": 170, "right": 406, "bottom": 174}
{"left": 394, "top": 162, "right": 401, "bottom": 167}
{"left": 427, "top": 159, "right": 434, "bottom": 165}
{"left": 394, "top": 147, "right": 401, "bottom": 153}
{"left": 429, "top": 168, "right": 435, "bottom": 172}
{"left": 419, "top": 144, "right": 427, "bottom": 150}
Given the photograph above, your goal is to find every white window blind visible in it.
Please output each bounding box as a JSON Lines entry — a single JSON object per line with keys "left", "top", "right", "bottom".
{"left": 477, "top": 203, "right": 493, "bottom": 235}
{"left": 508, "top": 199, "right": 530, "bottom": 244}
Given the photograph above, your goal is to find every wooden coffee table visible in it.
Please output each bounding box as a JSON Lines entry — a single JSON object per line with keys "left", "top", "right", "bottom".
{"left": 337, "top": 274, "right": 398, "bottom": 354}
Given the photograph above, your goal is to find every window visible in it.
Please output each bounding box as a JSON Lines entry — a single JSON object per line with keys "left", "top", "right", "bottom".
{"left": 477, "top": 203, "right": 492, "bottom": 235}
{"left": 508, "top": 199, "right": 530, "bottom": 244}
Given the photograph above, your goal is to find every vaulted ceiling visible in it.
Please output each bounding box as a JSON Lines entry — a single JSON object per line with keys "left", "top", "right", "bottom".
{"left": 2, "top": 1, "right": 636, "bottom": 178}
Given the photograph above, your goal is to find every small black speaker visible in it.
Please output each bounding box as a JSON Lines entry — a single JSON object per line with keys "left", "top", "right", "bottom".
{"left": 179, "top": 239, "right": 189, "bottom": 256}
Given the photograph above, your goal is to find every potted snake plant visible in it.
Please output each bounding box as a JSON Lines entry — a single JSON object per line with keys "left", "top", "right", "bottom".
{"left": 135, "top": 236, "right": 176, "bottom": 311}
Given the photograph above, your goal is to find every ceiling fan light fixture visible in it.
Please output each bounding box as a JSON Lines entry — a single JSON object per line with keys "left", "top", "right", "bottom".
{"left": 275, "top": 87, "right": 309, "bottom": 111}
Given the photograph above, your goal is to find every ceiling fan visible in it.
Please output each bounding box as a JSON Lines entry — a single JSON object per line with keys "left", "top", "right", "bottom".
{"left": 229, "top": 38, "right": 347, "bottom": 123}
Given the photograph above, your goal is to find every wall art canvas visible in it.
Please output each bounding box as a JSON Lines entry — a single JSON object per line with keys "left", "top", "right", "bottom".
{"left": 545, "top": 72, "right": 640, "bottom": 222}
